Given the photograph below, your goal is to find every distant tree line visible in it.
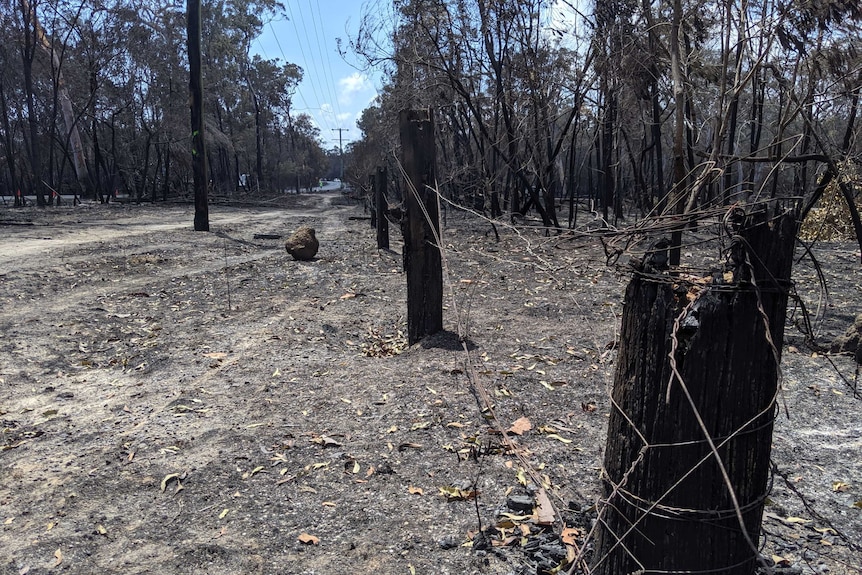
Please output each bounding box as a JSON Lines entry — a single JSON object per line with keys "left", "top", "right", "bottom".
{"left": 348, "top": 0, "right": 861, "bottom": 238}
{"left": 0, "top": 0, "right": 329, "bottom": 206}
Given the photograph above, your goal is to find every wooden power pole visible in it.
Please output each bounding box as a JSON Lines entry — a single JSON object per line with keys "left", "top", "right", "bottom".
{"left": 188, "top": 0, "right": 209, "bottom": 231}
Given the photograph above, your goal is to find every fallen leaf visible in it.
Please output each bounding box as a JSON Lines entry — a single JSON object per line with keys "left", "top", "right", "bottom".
{"left": 581, "top": 401, "right": 597, "bottom": 412}
{"left": 832, "top": 481, "right": 849, "bottom": 492}
{"left": 203, "top": 352, "right": 227, "bottom": 359}
{"left": 46, "top": 522, "right": 55, "bottom": 531}
{"left": 96, "top": 524, "right": 108, "bottom": 535}
{"left": 507, "top": 417, "right": 532, "bottom": 436}
{"left": 298, "top": 533, "right": 319, "bottom": 545}
{"left": 516, "top": 468, "right": 528, "bottom": 486}
{"left": 784, "top": 516, "right": 810, "bottom": 524}
{"left": 248, "top": 466, "right": 265, "bottom": 478}
{"left": 398, "top": 442, "right": 423, "bottom": 451}
{"left": 218, "top": 508, "right": 230, "bottom": 519}
{"left": 52, "top": 549, "right": 63, "bottom": 567}
{"left": 339, "top": 292, "right": 357, "bottom": 299}
{"left": 853, "top": 500, "right": 862, "bottom": 509}
{"left": 4, "top": 518, "right": 12, "bottom": 525}
{"left": 408, "top": 486, "right": 424, "bottom": 495}
{"left": 446, "top": 422, "right": 464, "bottom": 428}
{"left": 160, "top": 473, "right": 180, "bottom": 493}
{"left": 276, "top": 474, "right": 294, "bottom": 485}
{"left": 439, "top": 486, "right": 478, "bottom": 501}
{"left": 311, "top": 435, "right": 342, "bottom": 448}
{"left": 561, "top": 526, "right": 580, "bottom": 545}
{"left": 771, "top": 555, "right": 791, "bottom": 567}
{"left": 352, "top": 461, "right": 360, "bottom": 474}
{"left": 498, "top": 513, "right": 531, "bottom": 523}
{"left": 540, "top": 380, "right": 567, "bottom": 390}
{"left": 545, "top": 433, "right": 573, "bottom": 444}
{"left": 322, "top": 501, "right": 336, "bottom": 507}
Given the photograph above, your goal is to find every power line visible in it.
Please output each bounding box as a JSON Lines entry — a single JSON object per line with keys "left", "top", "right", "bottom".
{"left": 289, "top": 1, "right": 337, "bottom": 134}
{"left": 310, "top": 0, "right": 346, "bottom": 126}
{"left": 263, "top": 24, "right": 314, "bottom": 124}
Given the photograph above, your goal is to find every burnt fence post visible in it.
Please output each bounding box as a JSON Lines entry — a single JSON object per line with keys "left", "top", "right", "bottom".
{"left": 375, "top": 166, "right": 389, "bottom": 250}
{"left": 399, "top": 109, "right": 442, "bottom": 345}
{"left": 593, "top": 207, "right": 797, "bottom": 575}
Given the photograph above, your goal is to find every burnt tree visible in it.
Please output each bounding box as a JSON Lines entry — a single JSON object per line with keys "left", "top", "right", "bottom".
{"left": 593, "top": 207, "right": 797, "bottom": 574}
{"left": 400, "top": 109, "right": 442, "bottom": 345}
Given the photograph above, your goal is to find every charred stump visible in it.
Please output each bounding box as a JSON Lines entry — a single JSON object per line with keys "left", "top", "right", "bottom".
{"left": 593, "top": 207, "right": 797, "bottom": 574}
{"left": 399, "top": 109, "right": 442, "bottom": 345}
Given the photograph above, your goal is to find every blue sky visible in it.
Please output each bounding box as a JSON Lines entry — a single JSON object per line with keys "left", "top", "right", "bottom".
{"left": 254, "top": 0, "right": 380, "bottom": 149}
{"left": 251, "top": 1, "right": 582, "bottom": 149}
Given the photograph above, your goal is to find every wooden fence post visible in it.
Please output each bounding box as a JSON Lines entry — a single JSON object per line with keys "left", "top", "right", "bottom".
{"left": 368, "top": 173, "right": 376, "bottom": 228}
{"left": 399, "top": 109, "right": 442, "bottom": 345}
{"left": 593, "top": 207, "right": 797, "bottom": 574}
{"left": 375, "top": 166, "right": 389, "bottom": 250}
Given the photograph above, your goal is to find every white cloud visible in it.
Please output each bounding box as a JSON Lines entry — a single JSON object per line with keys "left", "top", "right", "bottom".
{"left": 338, "top": 72, "right": 373, "bottom": 105}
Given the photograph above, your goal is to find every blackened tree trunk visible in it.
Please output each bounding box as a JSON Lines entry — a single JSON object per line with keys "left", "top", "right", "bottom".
{"left": 375, "top": 166, "right": 389, "bottom": 250}
{"left": 593, "top": 207, "right": 797, "bottom": 574}
{"left": 20, "top": 0, "right": 44, "bottom": 206}
{"left": 0, "top": 77, "right": 18, "bottom": 203}
{"left": 400, "top": 109, "right": 442, "bottom": 345}
{"left": 188, "top": 0, "right": 209, "bottom": 231}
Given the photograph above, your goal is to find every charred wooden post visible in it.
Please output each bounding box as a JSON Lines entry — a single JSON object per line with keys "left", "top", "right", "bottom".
{"left": 375, "top": 166, "right": 389, "bottom": 250}
{"left": 399, "top": 109, "right": 442, "bottom": 345}
{"left": 362, "top": 174, "right": 377, "bottom": 228}
{"left": 593, "top": 207, "right": 797, "bottom": 575}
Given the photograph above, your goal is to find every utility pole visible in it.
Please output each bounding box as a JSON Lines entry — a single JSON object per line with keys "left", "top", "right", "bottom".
{"left": 331, "top": 128, "right": 349, "bottom": 188}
